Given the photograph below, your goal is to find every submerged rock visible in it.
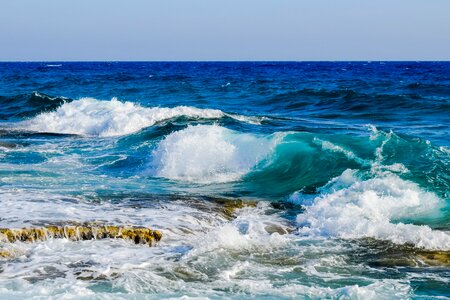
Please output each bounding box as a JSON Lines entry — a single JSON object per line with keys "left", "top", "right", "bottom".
{"left": 213, "top": 198, "right": 258, "bottom": 219}
{"left": 354, "top": 238, "right": 450, "bottom": 268}
{"left": 0, "top": 247, "right": 24, "bottom": 259}
{"left": 0, "top": 141, "right": 18, "bottom": 149}
{"left": 416, "top": 251, "right": 450, "bottom": 266}
{"left": 0, "top": 225, "right": 162, "bottom": 247}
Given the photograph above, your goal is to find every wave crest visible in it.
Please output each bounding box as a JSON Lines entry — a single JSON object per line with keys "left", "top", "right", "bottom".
{"left": 148, "top": 125, "right": 276, "bottom": 183}
{"left": 17, "top": 98, "right": 231, "bottom": 137}
{"left": 0, "top": 92, "right": 68, "bottom": 120}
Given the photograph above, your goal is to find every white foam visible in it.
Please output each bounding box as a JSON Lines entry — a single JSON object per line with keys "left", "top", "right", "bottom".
{"left": 149, "top": 124, "right": 276, "bottom": 183}
{"left": 16, "top": 98, "right": 231, "bottom": 137}
{"left": 0, "top": 189, "right": 419, "bottom": 298}
{"left": 188, "top": 203, "right": 290, "bottom": 255}
{"left": 226, "top": 113, "right": 267, "bottom": 125}
{"left": 0, "top": 189, "right": 226, "bottom": 238}
{"left": 294, "top": 170, "right": 450, "bottom": 250}
{"left": 314, "top": 138, "right": 371, "bottom": 166}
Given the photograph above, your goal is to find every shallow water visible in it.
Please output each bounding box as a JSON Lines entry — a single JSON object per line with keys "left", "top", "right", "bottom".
{"left": 0, "top": 62, "right": 449, "bottom": 299}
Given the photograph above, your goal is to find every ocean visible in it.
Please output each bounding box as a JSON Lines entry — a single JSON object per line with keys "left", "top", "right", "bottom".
{"left": 0, "top": 62, "right": 449, "bottom": 299}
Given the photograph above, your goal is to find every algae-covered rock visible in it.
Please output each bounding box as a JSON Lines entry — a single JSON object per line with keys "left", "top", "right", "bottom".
{"left": 0, "top": 225, "right": 162, "bottom": 246}
{"left": 213, "top": 198, "right": 258, "bottom": 219}
{"left": 369, "top": 250, "right": 450, "bottom": 268}
{"left": 0, "top": 244, "right": 25, "bottom": 259}
{"left": 0, "top": 248, "right": 15, "bottom": 258}
{"left": 416, "top": 251, "right": 450, "bottom": 267}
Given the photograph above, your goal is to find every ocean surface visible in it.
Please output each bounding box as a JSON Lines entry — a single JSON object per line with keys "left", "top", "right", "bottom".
{"left": 0, "top": 62, "right": 449, "bottom": 299}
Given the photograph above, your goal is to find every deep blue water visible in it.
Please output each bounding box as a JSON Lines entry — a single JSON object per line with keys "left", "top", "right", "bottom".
{"left": 0, "top": 62, "right": 449, "bottom": 299}
{"left": 1, "top": 62, "right": 449, "bottom": 144}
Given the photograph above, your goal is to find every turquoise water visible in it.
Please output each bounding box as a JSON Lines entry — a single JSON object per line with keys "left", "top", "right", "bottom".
{"left": 0, "top": 62, "right": 449, "bottom": 299}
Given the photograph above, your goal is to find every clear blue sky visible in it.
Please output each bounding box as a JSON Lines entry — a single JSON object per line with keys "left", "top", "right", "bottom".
{"left": 1, "top": 0, "right": 449, "bottom": 61}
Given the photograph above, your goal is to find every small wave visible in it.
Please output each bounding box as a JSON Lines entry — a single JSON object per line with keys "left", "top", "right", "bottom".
{"left": 225, "top": 113, "right": 267, "bottom": 125}
{"left": 293, "top": 170, "right": 450, "bottom": 250}
{"left": 0, "top": 92, "right": 68, "bottom": 120}
{"left": 269, "top": 88, "right": 450, "bottom": 115}
{"left": 15, "top": 98, "right": 258, "bottom": 137}
{"left": 46, "top": 64, "right": 62, "bottom": 67}
{"left": 148, "top": 124, "right": 277, "bottom": 183}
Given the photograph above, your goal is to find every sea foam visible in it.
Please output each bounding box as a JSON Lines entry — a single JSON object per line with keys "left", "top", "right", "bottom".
{"left": 17, "top": 98, "right": 231, "bottom": 137}
{"left": 293, "top": 170, "right": 450, "bottom": 250}
{"left": 149, "top": 124, "right": 276, "bottom": 183}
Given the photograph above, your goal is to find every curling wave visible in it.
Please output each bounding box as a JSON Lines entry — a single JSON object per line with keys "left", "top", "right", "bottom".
{"left": 149, "top": 124, "right": 278, "bottom": 183}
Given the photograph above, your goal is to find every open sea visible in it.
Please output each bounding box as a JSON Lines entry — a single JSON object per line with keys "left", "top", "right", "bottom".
{"left": 0, "top": 62, "right": 449, "bottom": 299}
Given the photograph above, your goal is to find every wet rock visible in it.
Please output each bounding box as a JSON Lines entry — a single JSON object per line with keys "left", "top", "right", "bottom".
{"left": 264, "top": 223, "right": 293, "bottom": 235}
{"left": 0, "top": 225, "right": 162, "bottom": 246}
{"left": 416, "top": 251, "right": 450, "bottom": 266}
{"left": 0, "top": 142, "right": 18, "bottom": 149}
{"left": 354, "top": 238, "right": 450, "bottom": 268}
{"left": 213, "top": 198, "right": 258, "bottom": 219}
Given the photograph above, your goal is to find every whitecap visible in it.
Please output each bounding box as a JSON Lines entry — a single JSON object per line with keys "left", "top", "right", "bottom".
{"left": 148, "top": 124, "right": 277, "bottom": 183}
{"left": 294, "top": 170, "right": 450, "bottom": 250}
{"left": 16, "top": 98, "right": 259, "bottom": 137}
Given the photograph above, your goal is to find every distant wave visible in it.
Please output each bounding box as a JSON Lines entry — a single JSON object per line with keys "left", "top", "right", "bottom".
{"left": 14, "top": 97, "right": 261, "bottom": 137}
{"left": 267, "top": 88, "right": 450, "bottom": 113}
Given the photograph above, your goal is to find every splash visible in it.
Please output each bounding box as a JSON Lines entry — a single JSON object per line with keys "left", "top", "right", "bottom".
{"left": 293, "top": 170, "right": 450, "bottom": 250}
{"left": 149, "top": 124, "right": 277, "bottom": 183}
{"left": 16, "top": 98, "right": 233, "bottom": 137}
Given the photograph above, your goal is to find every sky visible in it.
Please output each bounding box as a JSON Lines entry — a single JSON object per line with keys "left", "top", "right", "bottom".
{"left": 1, "top": 0, "right": 450, "bottom": 61}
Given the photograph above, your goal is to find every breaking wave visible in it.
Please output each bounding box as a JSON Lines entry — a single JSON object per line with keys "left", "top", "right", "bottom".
{"left": 14, "top": 97, "right": 261, "bottom": 137}
{"left": 149, "top": 124, "right": 278, "bottom": 183}
{"left": 292, "top": 169, "right": 450, "bottom": 250}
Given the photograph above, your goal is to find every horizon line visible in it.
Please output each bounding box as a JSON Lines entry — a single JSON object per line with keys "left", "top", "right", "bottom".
{"left": 1, "top": 60, "right": 450, "bottom": 63}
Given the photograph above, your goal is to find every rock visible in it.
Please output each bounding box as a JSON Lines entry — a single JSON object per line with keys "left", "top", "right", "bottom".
{"left": 0, "top": 142, "right": 18, "bottom": 149}
{"left": 356, "top": 238, "right": 450, "bottom": 268}
{"left": 0, "top": 225, "right": 162, "bottom": 246}
{"left": 213, "top": 198, "right": 258, "bottom": 219}
{"left": 416, "top": 251, "right": 450, "bottom": 267}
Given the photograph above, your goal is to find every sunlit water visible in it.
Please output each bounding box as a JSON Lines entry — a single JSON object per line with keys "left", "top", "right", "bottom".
{"left": 0, "top": 62, "right": 449, "bottom": 299}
